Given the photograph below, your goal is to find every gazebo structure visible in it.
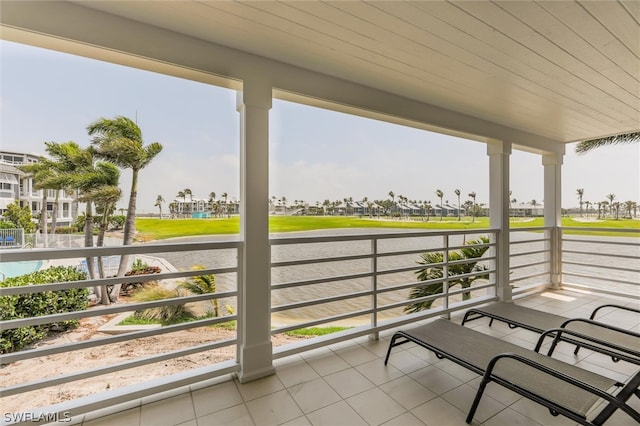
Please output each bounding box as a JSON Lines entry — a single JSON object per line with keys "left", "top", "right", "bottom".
{"left": 1, "top": 2, "right": 638, "bottom": 424}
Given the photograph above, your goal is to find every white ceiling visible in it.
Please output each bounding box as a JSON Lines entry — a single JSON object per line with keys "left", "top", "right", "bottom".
{"left": 2, "top": 1, "right": 639, "bottom": 146}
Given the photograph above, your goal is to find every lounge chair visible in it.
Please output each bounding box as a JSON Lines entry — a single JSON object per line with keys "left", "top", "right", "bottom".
{"left": 384, "top": 319, "right": 640, "bottom": 425}
{"left": 461, "top": 302, "right": 640, "bottom": 364}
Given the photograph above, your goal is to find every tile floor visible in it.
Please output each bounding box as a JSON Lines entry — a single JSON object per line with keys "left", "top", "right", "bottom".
{"left": 61, "top": 289, "right": 640, "bottom": 425}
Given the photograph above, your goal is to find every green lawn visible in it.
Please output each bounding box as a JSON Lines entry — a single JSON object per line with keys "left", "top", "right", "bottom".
{"left": 135, "top": 215, "right": 639, "bottom": 241}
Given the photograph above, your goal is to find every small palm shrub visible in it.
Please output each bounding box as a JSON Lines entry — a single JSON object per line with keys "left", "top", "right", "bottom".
{"left": 405, "top": 236, "right": 490, "bottom": 313}
{"left": 130, "top": 285, "right": 195, "bottom": 324}
{"left": 179, "top": 265, "right": 234, "bottom": 317}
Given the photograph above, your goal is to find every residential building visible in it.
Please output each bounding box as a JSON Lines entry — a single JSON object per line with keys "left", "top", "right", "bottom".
{"left": 0, "top": 150, "right": 78, "bottom": 227}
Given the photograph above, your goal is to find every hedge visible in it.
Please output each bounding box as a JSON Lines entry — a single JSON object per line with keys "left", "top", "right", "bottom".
{"left": 0, "top": 266, "right": 88, "bottom": 354}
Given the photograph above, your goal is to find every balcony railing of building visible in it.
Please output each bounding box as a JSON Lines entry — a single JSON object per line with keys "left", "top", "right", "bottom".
{"left": 0, "top": 226, "right": 637, "bottom": 419}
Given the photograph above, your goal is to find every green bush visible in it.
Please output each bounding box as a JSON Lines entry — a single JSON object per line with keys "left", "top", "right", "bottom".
{"left": 54, "top": 226, "right": 77, "bottom": 234}
{"left": 0, "top": 266, "right": 88, "bottom": 354}
{"left": 130, "top": 285, "right": 195, "bottom": 324}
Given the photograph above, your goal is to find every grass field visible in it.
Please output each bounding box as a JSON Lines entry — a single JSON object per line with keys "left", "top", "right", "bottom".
{"left": 135, "top": 215, "right": 639, "bottom": 241}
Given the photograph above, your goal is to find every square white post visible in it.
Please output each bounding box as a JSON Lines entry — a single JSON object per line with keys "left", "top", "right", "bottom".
{"left": 543, "top": 152, "right": 563, "bottom": 289}
{"left": 236, "top": 79, "right": 274, "bottom": 382}
{"left": 487, "top": 140, "right": 512, "bottom": 302}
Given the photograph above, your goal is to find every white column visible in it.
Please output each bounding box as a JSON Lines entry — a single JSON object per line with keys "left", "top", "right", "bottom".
{"left": 236, "top": 78, "right": 274, "bottom": 382}
{"left": 543, "top": 152, "right": 563, "bottom": 289}
{"left": 487, "top": 140, "right": 512, "bottom": 302}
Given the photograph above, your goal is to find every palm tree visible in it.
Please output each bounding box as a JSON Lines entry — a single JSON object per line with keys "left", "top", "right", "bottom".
{"left": 179, "top": 265, "right": 231, "bottom": 317}
{"left": 406, "top": 237, "right": 490, "bottom": 313}
{"left": 87, "top": 115, "right": 163, "bottom": 294}
{"left": 19, "top": 159, "right": 55, "bottom": 237}
{"left": 454, "top": 189, "right": 461, "bottom": 221}
{"left": 183, "top": 188, "right": 193, "bottom": 201}
{"left": 155, "top": 195, "right": 165, "bottom": 218}
{"left": 208, "top": 192, "right": 217, "bottom": 216}
{"left": 576, "top": 188, "right": 584, "bottom": 216}
{"left": 436, "top": 189, "right": 444, "bottom": 221}
{"left": 388, "top": 191, "right": 395, "bottom": 215}
{"left": 222, "top": 192, "right": 229, "bottom": 217}
{"left": 606, "top": 194, "right": 616, "bottom": 217}
{"left": 468, "top": 192, "right": 477, "bottom": 223}
{"left": 576, "top": 131, "right": 639, "bottom": 154}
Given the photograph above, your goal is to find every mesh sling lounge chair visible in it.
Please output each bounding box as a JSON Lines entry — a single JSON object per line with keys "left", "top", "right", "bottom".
{"left": 384, "top": 319, "right": 640, "bottom": 425}
{"left": 461, "top": 302, "right": 640, "bottom": 365}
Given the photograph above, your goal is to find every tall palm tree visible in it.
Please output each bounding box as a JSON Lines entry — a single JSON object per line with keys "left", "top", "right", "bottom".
{"left": 19, "top": 160, "right": 55, "bottom": 237}
{"left": 606, "top": 194, "right": 616, "bottom": 217}
{"left": 454, "top": 189, "right": 461, "bottom": 221}
{"left": 87, "top": 115, "right": 163, "bottom": 291}
{"left": 436, "top": 189, "right": 444, "bottom": 221}
{"left": 183, "top": 188, "right": 193, "bottom": 201}
{"left": 155, "top": 195, "right": 165, "bottom": 218}
{"left": 576, "top": 131, "right": 639, "bottom": 154}
{"left": 530, "top": 199, "right": 539, "bottom": 217}
{"left": 223, "top": 192, "right": 230, "bottom": 217}
{"left": 468, "top": 192, "right": 477, "bottom": 223}
{"left": 576, "top": 188, "right": 584, "bottom": 216}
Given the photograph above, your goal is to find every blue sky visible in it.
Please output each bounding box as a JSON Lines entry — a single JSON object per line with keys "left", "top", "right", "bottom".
{"left": 1, "top": 40, "right": 638, "bottom": 214}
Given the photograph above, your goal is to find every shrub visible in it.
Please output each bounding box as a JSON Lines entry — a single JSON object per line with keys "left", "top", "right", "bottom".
{"left": 54, "top": 226, "right": 77, "bottom": 234}
{"left": 130, "top": 285, "right": 195, "bottom": 324}
{"left": 0, "top": 266, "right": 88, "bottom": 354}
{"left": 121, "top": 259, "right": 162, "bottom": 294}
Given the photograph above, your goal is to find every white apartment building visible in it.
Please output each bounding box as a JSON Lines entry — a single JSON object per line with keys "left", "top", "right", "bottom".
{"left": 0, "top": 150, "right": 78, "bottom": 228}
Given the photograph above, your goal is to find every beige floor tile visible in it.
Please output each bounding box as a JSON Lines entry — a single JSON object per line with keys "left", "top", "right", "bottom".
{"left": 385, "top": 349, "right": 431, "bottom": 374}
{"left": 244, "top": 389, "right": 303, "bottom": 426}
{"left": 346, "top": 388, "right": 406, "bottom": 425}
{"left": 324, "top": 367, "right": 375, "bottom": 398}
{"left": 192, "top": 380, "right": 243, "bottom": 418}
{"left": 196, "top": 403, "right": 254, "bottom": 426}
{"left": 408, "top": 365, "right": 464, "bottom": 396}
{"left": 441, "top": 384, "right": 505, "bottom": 424}
{"left": 379, "top": 375, "right": 437, "bottom": 410}
{"left": 279, "top": 415, "right": 312, "bottom": 426}
{"left": 235, "top": 374, "right": 284, "bottom": 402}
{"left": 287, "top": 378, "right": 342, "bottom": 413}
{"left": 305, "top": 350, "right": 351, "bottom": 376}
{"left": 140, "top": 393, "right": 195, "bottom": 426}
{"left": 306, "top": 401, "right": 367, "bottom": 426}
{"left": 335, "top": 344, "right": 379, "bottom": 367}
{"left": 411, "top": 397, "right": 469, "bottom": 426}
{"left": 381, "top": 411, "right": 426, "bottom": 426}
{"left": 276, "top": 359, "right": 320, "bottom": 388}
{"left": 355, "top": 358, "right": 405, "bottom": 386}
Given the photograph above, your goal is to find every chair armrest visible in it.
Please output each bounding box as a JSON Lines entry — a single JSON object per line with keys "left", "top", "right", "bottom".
{"left": 590, "top": 304, "right": 640, "bottom": 320}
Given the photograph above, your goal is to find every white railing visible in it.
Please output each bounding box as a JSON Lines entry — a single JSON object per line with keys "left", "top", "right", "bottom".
{"left": 2, "top": 225, "right": 637, "bottom": 417}
{"left": 1, "top": 241, "right": 241, "bottom": 414}
{"left": 560, "top": 227, "right": 640, "bottom": 298}
{"left": 0, "top": 228, "right": 24, "bottom": 249}
{"left": 269, "top": 229, "right": 499, "bottom": 358}
{"left": 509, "top": 226, "right": 553, "bottom": 296}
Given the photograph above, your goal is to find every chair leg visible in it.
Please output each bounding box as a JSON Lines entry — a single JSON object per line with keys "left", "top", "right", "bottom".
{"left": 384, "top": 334, "right": 400, "bottom": 365}
{"left": 466, "top": 377, "right": 490, "bottom": 424}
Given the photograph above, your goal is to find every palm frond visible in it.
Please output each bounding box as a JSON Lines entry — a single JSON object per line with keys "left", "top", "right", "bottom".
{"left": 576, "top": 132, "right": 639, "bottom": 154}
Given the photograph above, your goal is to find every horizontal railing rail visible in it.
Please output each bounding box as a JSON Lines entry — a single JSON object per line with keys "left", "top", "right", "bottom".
{"left": 559, "top": 227, "right": 639, "bottom": 298}
{"left": 269, "top": 229, "right": 499, "bottom": 355}
{"left": 1, "top": 240, "right": 241, "bottom": 409}
{"left": 509, "top": 226, "right": 552, "bottom": 295}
